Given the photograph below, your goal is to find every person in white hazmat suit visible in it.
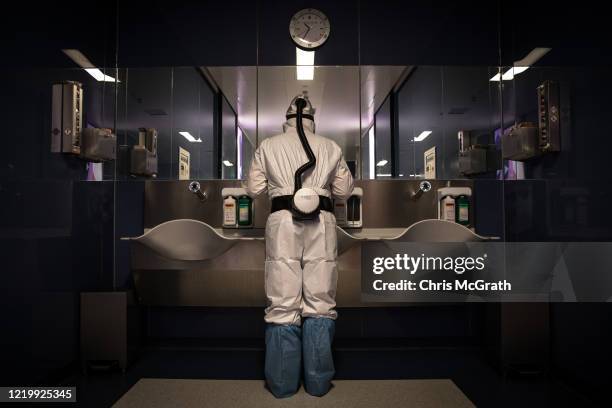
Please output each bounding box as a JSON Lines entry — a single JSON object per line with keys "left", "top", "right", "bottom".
{"left": 247, "top": 95, "right": 354, "bottom": 398}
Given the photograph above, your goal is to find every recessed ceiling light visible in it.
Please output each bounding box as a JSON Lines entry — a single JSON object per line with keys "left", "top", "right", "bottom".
{"left": 368, "top": 127, "right": 375, "bottom": 180}
{"left": 490, "top": 47, "right": 551, "bottom": 81}
{"left": 62, "top": 49, "right": 119, "bottom": 82}
{"left": 179, "top": 131, "right": 202, "bottom": 143}
{"left": 414, "top": 131, "right": 432, "bottom": 142}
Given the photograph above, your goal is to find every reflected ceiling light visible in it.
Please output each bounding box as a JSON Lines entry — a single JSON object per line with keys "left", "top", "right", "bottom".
{"left": 414, "top": 131, "right": 432, "bottom": 142}
{"left": 377, "top": 173, "right": 392, "bottom": 177}
{"left": 296, "top": 48, "right": 315, "bottom": 80}
{"left": 62, "top": 49, "right": 119, "bottom": 82}
{"left": 489, "top": 72, "right": 502, "bottom": 82}
{"left": 223, "top": 160, "right": 234, "bottom": 167}
{"left": 179, "top": 131, "right": 202, "bottom": 143}
{"left": 236, "top": 128, "right": 243, "bottom": 179}
{"left": 490, "top": 47, "right": 552, "bottom": 82}
{"left": 368, "top": 127, "right": 375, "bottom": 180}
{"left": 376, "top": 159, "right": 388, "bottom": 167}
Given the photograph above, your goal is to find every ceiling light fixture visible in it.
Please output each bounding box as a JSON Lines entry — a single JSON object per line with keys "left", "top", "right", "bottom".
{"left": 223, "top": 160, "right": 234, "bottom": 167}
{"left": 62, "top": 49, "right": 119, "bottom": 82}
{"left": 490, "top": 47, "right": 551, "bottom": 82}
{"left": 236, "top": 128, "right": 243, "bottom": 179}
{"left": 376, "top": 159, "right": 388, "bottom": 167}
{"left": 368, "top": 127, "right": 375, "bottom": 180}
{"left": 179, "top": 131, "right": 202, "bottom": 143}
{"left": 414, "top": 131, "right": 432, "bottom": 142}
{"left": 296, "top": 47, "right": 315, "bottom": 80}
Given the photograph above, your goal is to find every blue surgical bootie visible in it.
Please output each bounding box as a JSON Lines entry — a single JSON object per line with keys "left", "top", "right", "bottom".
{"left": 302, "top": 317, "right": 335, "bottom": 397}
{"left": 264, "top": 324, "right": 302, "bottom": 398}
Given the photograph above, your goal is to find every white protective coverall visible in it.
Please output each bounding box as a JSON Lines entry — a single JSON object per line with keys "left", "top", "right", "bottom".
{"left": 247, "top": 118, "right": 354, "bottom": 326}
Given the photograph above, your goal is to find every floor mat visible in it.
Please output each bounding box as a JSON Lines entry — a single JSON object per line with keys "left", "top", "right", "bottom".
{"left": 112, "top": 378, "right": 475, "bottom": 408}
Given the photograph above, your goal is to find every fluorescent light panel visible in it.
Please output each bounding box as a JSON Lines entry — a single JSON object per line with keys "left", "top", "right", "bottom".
{"left": 179, "top": 131, "right": 202, "bottom": 143}
{"left": 368, "top": 127, "right": 375, "bottom": 180}
{"left": 236, "top": 128, "right": 243, "bottom": 179}
{"left": 62, "top": 49, "right": 119, "bottom": 82}
{"left": 414, "top": 131, "right": 432, "bottom": 142}
{"left": 84, "top": 68, "right": 119, "bottom": 82}
{"left": 490, "top": 47, "right": 551, "bottom": 81}
{"left": 296, "top": 48, "right": 315, "bottom": 80}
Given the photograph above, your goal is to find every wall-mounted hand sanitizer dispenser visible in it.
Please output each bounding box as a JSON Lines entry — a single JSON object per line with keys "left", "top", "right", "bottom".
{"left": 335, "top": 187, "right": 363, "bottom": 228}
{"left": 437, "top": 186, "right": 472, "bottom": 228}
{"left": 221, "top": 187, "right": 253, "bottom": 228}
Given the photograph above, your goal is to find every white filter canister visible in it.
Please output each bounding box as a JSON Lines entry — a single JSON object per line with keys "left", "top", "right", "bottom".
{"left": 223, "top": 196, "right": 237, "bottom": 226}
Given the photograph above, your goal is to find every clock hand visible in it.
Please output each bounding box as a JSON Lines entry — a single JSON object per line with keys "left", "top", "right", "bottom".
{"left": 302, "top": 23, "right": 311, "bottom": 39}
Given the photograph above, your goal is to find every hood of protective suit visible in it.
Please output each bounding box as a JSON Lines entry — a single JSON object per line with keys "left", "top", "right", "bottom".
{"left": 283, "top": 94, "right": 316, "bottom": 133}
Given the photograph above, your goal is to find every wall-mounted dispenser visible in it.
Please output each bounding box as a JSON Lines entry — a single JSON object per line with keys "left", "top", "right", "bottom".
{"left": 501, "top": 122, "right": 539, "bottom": 161}
{"left": 458, "top": 130, "right": 500, "bottom": 176}
{"left": 80, "top": 128, "right": 116, "bottom": 161}
{"left": 51, "top": 81, "right": 83, "bottom": 154}
{"left": 221, "top": 188, "right": 253, "bottom": 228}
{"left": 538, "top": 80, "right": 561, "bottom": 152}
{"left": 437, "top": 186, "right": 472, "bottom": 228}
{"left": 502, "top": 80, "right": 564, "bottom": 161}
{"left": 335, "top": 187, "right": 363, "bottom": 228}
{"left": 130, "top": 128, "right": 158, "bottom": 177}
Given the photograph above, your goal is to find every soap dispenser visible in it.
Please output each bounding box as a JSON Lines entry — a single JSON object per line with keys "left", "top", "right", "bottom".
{"left": 237, "top": 195, "right": 253, "bottom": 226}
{"left": 223, "top": 195, "right": 237, "bottom": 227}
{"left": 221, "top": 188, "right": 252, "bottom": 228}
{"left": 455, "top": 194, "right": 470, "bottom": 226}
{"left": 346, "top": 187, "right": 363, "bottom": 228}
{"left": 440, "top": 195, "right": 455, "bottom": 222}
{"left": 437, "top": 186, "right": 472, "bottom": 227}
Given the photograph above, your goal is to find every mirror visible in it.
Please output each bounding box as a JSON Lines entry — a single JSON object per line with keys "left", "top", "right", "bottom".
{"left": 114, "top": 65, "right": 504, "bottom": 181}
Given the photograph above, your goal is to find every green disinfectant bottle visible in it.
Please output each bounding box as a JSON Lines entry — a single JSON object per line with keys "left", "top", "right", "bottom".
{"left": 237, "top": 195, "right": 253, "bottom": 227}
{"left": 455, "top": 194, "right": 470, "bottom": 226}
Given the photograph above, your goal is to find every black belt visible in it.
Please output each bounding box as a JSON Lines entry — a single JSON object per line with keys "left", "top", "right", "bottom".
{"left": 271, "top": 195, "right": 333, "bottom": 213}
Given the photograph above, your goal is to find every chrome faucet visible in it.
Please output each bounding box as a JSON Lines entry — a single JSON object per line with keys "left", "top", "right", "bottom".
{"left": 189, "top": 181, "right": 208, "bottom": 201}
{"left": 411, "top": 180, "right": 432, "bottom": 200}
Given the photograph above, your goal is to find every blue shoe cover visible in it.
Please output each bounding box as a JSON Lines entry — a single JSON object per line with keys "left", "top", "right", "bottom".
{"left": 302, "top": 317, "right": 335, "bottom": 397}
{"left": 265, "top": 324, "right": 302, "bottom": 398}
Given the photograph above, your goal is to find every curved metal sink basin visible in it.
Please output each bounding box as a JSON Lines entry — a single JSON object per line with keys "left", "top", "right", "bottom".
{"left": 122, "top": 219, "right": 263, "bottom": 261}
{"left": 337, "top": 219, "right": 499, "bottom": 255}
{"left": 125, "top": 218, "right": 498, "bottom": 260}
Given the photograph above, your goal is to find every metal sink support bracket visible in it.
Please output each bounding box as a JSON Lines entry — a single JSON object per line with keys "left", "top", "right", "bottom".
{"left": 121, "top": 219, "right": 263, "bottom": 261}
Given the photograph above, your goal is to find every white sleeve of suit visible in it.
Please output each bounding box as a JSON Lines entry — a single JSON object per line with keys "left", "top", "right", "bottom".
{"left": 247, "top": 146, "right": 268, "bottom": 198}
{"left": 330, "top": 157, "right": 354, "bottom": 201}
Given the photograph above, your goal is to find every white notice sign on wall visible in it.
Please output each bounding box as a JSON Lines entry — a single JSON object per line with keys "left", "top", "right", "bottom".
{"left": 179, "top": 147, "right": 190, "bottom": 180}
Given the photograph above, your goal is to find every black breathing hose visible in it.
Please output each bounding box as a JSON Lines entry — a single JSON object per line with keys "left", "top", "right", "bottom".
{"left": 293, "top": 98, "right": 316, "bottom": 193}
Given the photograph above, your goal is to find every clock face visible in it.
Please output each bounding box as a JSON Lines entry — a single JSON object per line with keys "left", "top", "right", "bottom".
{"left": 289, "top": 9, "right": 330, "bottom": 50}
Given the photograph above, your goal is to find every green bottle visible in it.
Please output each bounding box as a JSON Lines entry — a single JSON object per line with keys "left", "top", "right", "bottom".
{"left": 455, "top": 195, "right": 470, "bottom": 226}
{"left": 237, "top": 195, "right": 252, "bottom": 226}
